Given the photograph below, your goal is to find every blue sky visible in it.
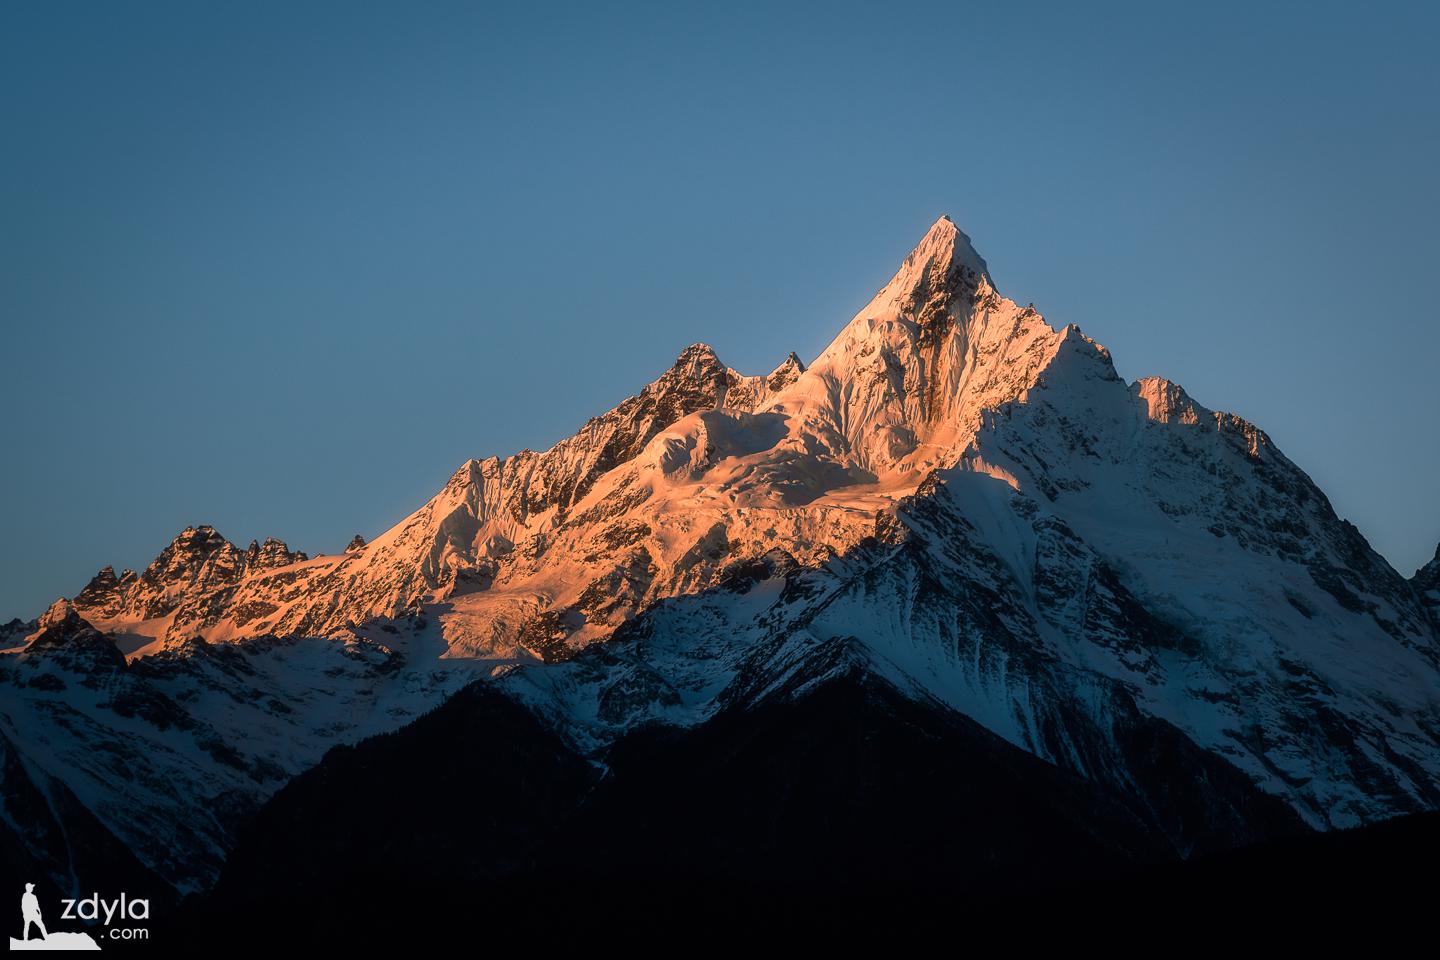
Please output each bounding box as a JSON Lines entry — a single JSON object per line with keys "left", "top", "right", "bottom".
{"left": 2, "top": 0, "right": 1437, "bottom": 619}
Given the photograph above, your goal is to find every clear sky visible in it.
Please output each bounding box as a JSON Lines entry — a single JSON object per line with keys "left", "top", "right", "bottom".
{"left": 2, "top": 1, "right": 1437, "bottom": 620}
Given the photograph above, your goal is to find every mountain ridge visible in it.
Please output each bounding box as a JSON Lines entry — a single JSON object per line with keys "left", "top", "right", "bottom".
{"left": 3, "top": 215, "right": 1437, "bottom": 897}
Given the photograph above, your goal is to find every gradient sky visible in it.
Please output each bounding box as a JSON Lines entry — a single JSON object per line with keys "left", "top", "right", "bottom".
{"left": 2, "top": 1, "right": 1437, "bottom": 620}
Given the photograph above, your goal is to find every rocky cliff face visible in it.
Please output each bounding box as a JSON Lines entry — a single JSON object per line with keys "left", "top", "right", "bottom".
{"left": 4, "top": 216, "right": 1437, "bottom": 896}
{"left": 1413, "top": 544, "right": 1440, "bottom": 631}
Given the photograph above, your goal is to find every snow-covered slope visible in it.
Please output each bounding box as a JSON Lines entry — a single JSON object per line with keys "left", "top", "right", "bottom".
{"left": 1, "top": 600, "right": 481, "bottom": 892}
{"left": 4, "top": 216, "right": 1437, "bottom": 894}
{"left": 502, "top": 396, "right": 1440, "bottom": 830}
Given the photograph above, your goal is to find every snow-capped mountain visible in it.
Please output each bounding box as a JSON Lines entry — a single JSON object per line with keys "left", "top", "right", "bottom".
{"left": 3, "top": 217, "right": 1437, "bottom": 898}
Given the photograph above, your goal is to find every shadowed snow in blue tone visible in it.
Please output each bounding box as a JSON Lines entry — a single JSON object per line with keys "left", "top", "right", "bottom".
{"left": 1, "top": 0, "right": 1437, "bottom": 618}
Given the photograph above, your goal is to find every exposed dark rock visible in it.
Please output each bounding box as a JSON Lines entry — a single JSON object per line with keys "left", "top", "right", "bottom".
{"left": 178, "top": 666, "right": 1314, "bottom": 948}
{"left": 22, "top": 600, "right": 124, "bottom": 673}
{"left": 1413, "top": 542, "right": 1440, "bottom": 634}
{"left": 73, "top": 565, "right": 126, "bottom": 617}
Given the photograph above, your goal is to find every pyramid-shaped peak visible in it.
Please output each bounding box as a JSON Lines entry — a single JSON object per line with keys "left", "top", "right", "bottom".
{"left": 902, "top": 215, "right": 992, "bottom": 291}
{"left": 662, "top": 343, "right": 729, "bottom": 387}
{"left": 771, "top": 351, "right": 805, "bottom": 375}
{"left": 39, "top": 597, "right": 78, "bottom": 631}
{"left": 171, "top": 525, "right": 231, "bottom": 550}
{"left": 764, "top": 351, "right": 806, "bottom": 392}
{"left": 673, "top": 342, "right": 722, "bottom": 366}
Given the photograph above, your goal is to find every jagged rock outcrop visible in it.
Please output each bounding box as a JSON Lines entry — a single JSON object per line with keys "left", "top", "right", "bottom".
{"left": 1414, "top": 543, "right": 1440, "bottom": 632}
{"left": 73, "top": 566, "right": 132, "bottom": 618}
{"left": 244, "top": 537, "right": 308, "bottom": 573}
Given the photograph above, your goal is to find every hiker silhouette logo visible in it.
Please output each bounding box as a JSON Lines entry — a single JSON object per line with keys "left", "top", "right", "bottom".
{"left": 10, "top": 884, "right": 100, "bottom": 951}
